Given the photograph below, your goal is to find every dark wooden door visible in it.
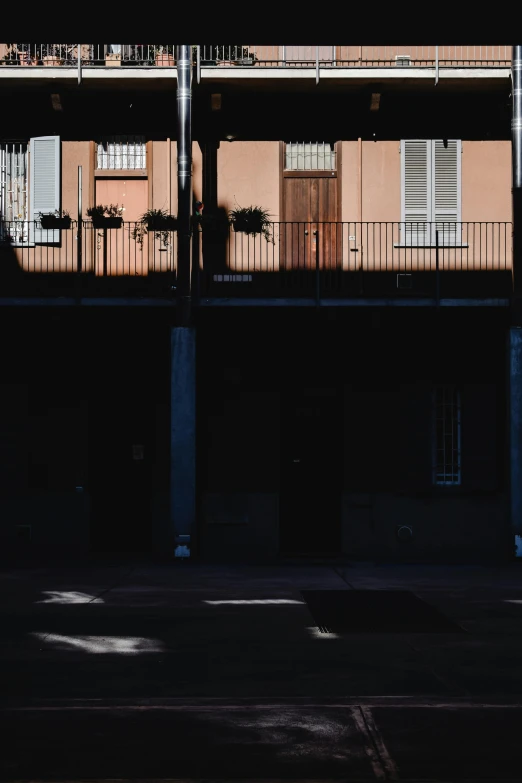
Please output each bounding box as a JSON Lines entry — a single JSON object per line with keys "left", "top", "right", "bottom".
{"left": 282, "top": 174, "right": 340, "bottom": 271}
{"left": 279, "top": 380, "right": 342, "bottom": 555}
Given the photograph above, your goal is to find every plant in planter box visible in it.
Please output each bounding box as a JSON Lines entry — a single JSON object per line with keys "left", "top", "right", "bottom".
{"left": 210, "top": 45, "right": 256, "bottom": 65}
{"left": 229, "top": 205, "right": 273, "bottom": 242}
{"left": 87, "top": 204, "right": 124, "bottom": 228}
{"left": 38, "top": 209, "right": 72, "bottom": 229}
{"left": 42, "top": 43, "right": 68, "bottom": 66}
{"left": 154, "top": 44, "right": 175, "bottom": 66}
{"left": 13, "top": 43, "right": 43, "bottom": 65}
{"left": 132, "top": 208, "right": 177, "bottom": 248}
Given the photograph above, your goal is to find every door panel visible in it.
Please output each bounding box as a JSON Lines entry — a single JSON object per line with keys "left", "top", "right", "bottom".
{"left": 93, "top": 178, "right": 148, "bottom": 276}
{"left": 282, "top": 175, "right": 339, "bottom": 271}
{"left": 280, "top": 382, "right": 342, "bottom": 554}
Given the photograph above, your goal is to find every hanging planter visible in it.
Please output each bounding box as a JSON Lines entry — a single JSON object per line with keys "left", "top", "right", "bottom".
{"left": 39, "top": 210, "right": 72, "bottom": 230}
{"left": 132, "top": 208, "right": 177, "bottom": 248}
{"left": 87, "top": 204, "right": 124, "bottom": 228}
{"left": 229, "top": 205, "right": 273, "bottom": 242}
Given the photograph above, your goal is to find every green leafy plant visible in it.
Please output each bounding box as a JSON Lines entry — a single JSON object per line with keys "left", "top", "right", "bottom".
{"left": 132, "top": 207, "right": 177, "bottom": 247}
{"left": 229, "top": 205, "right": 273, "bottom": 242}
{"left": 87, "top": 204, "right": 123, "bottom": 218}
{"left": 38, "top": 208, "right": 71, "bottom": 229}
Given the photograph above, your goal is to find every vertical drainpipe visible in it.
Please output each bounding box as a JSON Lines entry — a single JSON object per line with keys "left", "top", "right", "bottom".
{"left": 513, "top": 45, "right": 522, "bottom": 308}
{"left": 510, "top": 46, "right": 522, "bottom": 558}
{"left": 177, "top": 44, "right": 193, "bottom": 325}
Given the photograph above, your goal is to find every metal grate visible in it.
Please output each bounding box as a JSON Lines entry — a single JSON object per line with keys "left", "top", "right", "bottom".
{"left": 433, "top": 385, "right": 461, "bottom": 485}
{"left": 96, "top": 136, "right": 146, "bottom": 170}
{"left": 0, "top": 142, "right": 28, "bottom": 243}
{"left": 285, "top": 142, "right": 336, "bottom": 171}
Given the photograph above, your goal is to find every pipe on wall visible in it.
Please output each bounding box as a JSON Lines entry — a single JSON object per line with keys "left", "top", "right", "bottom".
{"left": 167, "top": 137, "right": 171, "bottom": 215}
{"left": 176, "top": 44, "right": 192, "bottom": 323}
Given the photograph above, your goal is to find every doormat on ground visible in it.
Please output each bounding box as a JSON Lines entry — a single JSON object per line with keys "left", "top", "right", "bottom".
{"left": 300, "top": 590, "right": 465, "bottom": 633}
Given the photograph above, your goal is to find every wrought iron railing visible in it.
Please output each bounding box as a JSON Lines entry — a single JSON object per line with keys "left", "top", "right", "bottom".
{"left": 0, "top": 220, "right": 513, "bottom": 299}
{"left": 0, "top": 45, "right": 512, "bottom": 68}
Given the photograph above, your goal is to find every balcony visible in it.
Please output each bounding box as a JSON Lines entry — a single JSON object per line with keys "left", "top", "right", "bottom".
{"left": 0, "top": 221, "right": 512, "bottom": 304}
{"left": 0, "top": 46, "right": 511, "bottom": 88}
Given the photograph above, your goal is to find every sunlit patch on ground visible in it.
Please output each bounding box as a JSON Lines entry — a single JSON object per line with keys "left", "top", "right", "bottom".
{"left": 36, "top": 591, "right": 104, "bottom": 604}
{"left": 307, "top": 626, "right": 340, "bottom": 639}
{"left": 204, "top": 599, "right": 305, "bottom": 605}
{"left": 30, "top": 633, "right": 164, "bottom": 654}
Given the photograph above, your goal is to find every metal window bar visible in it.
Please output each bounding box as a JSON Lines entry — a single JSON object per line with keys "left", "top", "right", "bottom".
{"left": 434, "top": 386, "right": 461, "bottom": 485}
{"left": 96, "top": 136, "right": 146, "bottom": 170}
{"left": 285, "top": 142, "right": 336, "bottom": 171}
{"left": 0, "top": 142, "right": 28, "bottom": 244}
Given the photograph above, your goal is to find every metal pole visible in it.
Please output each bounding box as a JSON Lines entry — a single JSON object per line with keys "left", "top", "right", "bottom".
{"left": 435, "top": 45, "right": 439, "bottom": 86}
{"left": 196, "top": 44, "right": 201, "bottom": 85}
{"left": 177, "top": 44, "right": 193, "bottom": 325}
{"left": 78, "top": 43, "right": 82, "bottom": 86}
{"left": 316, "top": 45, "right": 319, "bottom": 85}
{"left": 435, "top": 231, "right": 440, "bottom": 307}
{"left": 512, "top": 47, "right": 522, "bottom": 322}
{"left": 77, "top": 165, "right": 82, "bottom": 273}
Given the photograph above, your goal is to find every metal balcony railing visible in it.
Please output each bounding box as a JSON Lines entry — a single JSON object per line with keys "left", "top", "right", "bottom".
{"left": 0, "top": 220, "right": 513, "bottom": 300}
{"left": 0, "top": 44, "right": 512, "bottom": 68}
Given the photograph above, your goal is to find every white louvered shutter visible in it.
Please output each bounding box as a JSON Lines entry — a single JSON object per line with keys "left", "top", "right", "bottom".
{"left": 432, "top": 140, "right": 461, "bottom": 246}
{"left": 30, "top": 136, "right": 61, "bottom": 244}
{"left": 401, "top": 140, "right": 431, "bottom": 246}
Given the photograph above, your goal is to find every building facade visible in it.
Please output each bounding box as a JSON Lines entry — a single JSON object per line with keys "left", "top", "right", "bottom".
{"left": 0, "top": 44, "right": 516, "bottom": 562}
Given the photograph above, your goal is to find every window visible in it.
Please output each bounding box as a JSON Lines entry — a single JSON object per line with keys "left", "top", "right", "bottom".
{"left": 401, "top": 139, "right": 461, "bottom": 246}
{"left": 433, "top": 386, "right": 461, "bottom": 485}
{"left": 0, "top": 142, "right": 28, "bottom": 243}
{"left": 96, "top": 136, "right": 146, "bottom": 170}
{"left": 285, "top": 142, "right": 336, "bottom": 171}
{"left": 1, "top": 136, "right": 60, "bottom": 245}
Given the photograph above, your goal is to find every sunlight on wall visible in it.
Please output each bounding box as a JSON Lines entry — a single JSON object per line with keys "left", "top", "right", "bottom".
{"left": 31, "top": 632, "right": 164, "bottom": 654}
{"left": 204, "top": 599, "right": 305, "bottom": 605}
{"left": 36, "top": 591, "right": 104, "bottom": 604}
{"left": 307, "top": 626, "right": 340, "bottom": 640}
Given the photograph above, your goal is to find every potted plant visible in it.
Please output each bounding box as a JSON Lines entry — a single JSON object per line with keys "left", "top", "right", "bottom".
{"left": 87, "top": 204, "right": 123, "bottom": 228}
{"left": 229, "top": 205, "right": 273, "bottom": 242}
{"left": 105, "top": 45, "right": 122, "bottom": 66}
{"left": 38, "top": 209, "right": 72, "bottom": 230}
{"left": 14, "top": 43, "right": 41, "bottom": 66}
{"left": 154, "top": 45, "right": 175, "bottom": 67}
{"left": 210, "top": 45, "right": 254, "bottom": 66}
{"left": 43, "top": 44, "right": 67, "bottom": 66}
{"left": 132, "top": 208, "right": 177, "bottom": 247}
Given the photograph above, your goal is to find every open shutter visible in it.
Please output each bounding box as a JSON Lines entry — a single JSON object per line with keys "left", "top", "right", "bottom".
{"left": 30, "top": 136, "right": 61, "bottom": 244}
{"left": 432, "top": 140, "right": 461, "bottom": 246}
{"left": 401, "top": 140, "right": 431, "bottom": 246}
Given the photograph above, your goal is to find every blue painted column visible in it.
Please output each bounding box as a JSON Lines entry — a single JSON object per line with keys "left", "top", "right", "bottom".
{"left": 170, "top": 326, "right": 196, "bottom": 558}
{"left": 509, "top": 327, "right": 522, "bottom": 557}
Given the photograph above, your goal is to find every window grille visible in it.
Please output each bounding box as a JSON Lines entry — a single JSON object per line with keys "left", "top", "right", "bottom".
{"left": 285, "top": 142, "right": 336, "bottom": 171}
{"left": 0, "top": 142, "right": 28, "bottom": 243}
{"left": 433, "top": 385, "right": 461, "bottom": 485}
{"left": 96, "top": 136, "right": 146, "bottom": 170}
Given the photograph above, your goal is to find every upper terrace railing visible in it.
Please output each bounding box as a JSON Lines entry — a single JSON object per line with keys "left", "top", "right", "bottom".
{"left": 0, "top": 220, "right": 512, "bottom": 300}
{"left": 0, "top": 44, "right": 512, "bottom": 68}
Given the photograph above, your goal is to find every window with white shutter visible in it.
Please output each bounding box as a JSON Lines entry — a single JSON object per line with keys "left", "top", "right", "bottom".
{"left": 0, "top": 142, "right": 29, "bottom": 245}
{"left": 401, "top": 139, "right": 461, "bottom": 246}
{"left": 30, "top": 135, "right": 61, "bottom": 244}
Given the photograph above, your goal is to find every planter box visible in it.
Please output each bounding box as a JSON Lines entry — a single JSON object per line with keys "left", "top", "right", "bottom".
{"left": 147, "top": 217, "right": 177, "bottom": 231}
{"left": 43, "top": 56, "right": 63, "bottom": 67}
{"left": 40, "top": 216, "right": 71, "bottom": 230}
{"left": 155, "top": 54, "right": 175, "bottom": 67}
{"left": 91, "top": 216, "right": 123, "bottom": 229}
{"left": 218, "top": 60, "right": 237, "bottom": 67}
{"left": 19, "top": 53, "right": 38, "bottom": 66}
{"left": 233, "top": 219, "right": 265, "bottom": 235}
{"left": 105, "top": 53, "right": 121, "bottom": 66}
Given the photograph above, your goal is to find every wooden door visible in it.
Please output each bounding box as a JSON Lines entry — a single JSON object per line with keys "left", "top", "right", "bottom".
{"left": 93, "top": 177, "right": 148, "bottom": 276}
{"left": 282, "top": 174, "right": 339, "bottom": 271}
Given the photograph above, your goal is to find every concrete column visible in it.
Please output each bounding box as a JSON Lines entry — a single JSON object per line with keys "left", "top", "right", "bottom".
{"left": 508, "top": 326, "right": 522, "bottom": 557}
{"left": 171, "top": 326, "right": 196, "bottom": 558}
